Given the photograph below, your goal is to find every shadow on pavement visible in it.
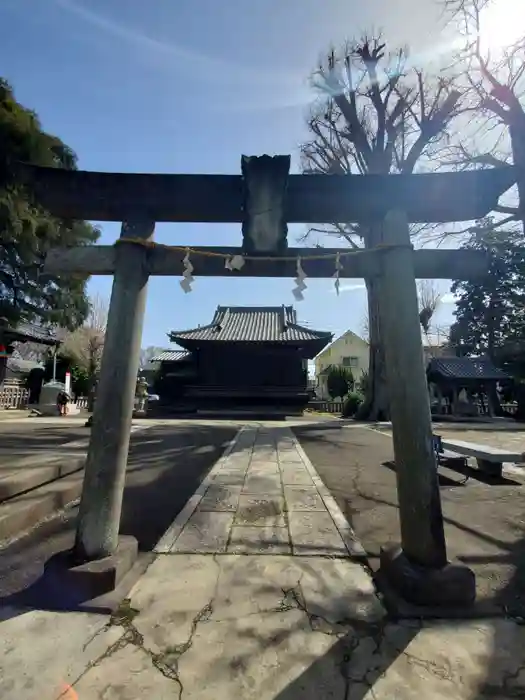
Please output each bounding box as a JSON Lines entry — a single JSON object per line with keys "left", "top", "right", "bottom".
{"left": 0, "top": 427, "right": 90, "bottom": 455}
{"left": 293, "top": 425, "right": 525, "bottom": 618}
{"left": 0, "top": 423, "right": 238, "bottom": 619}
{"left": 292, "top": 425, "right": 525, "bottom": 698}
{"left": 273, "top": 625, "right": 419, "bottom": 700}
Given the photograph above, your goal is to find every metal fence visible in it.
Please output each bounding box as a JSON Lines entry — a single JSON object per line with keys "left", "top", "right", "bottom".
{"left": 0, "top": 384, "right": 519, "bottom": 417}
{"left": 0, "top": 380, "right": 90, "bottom": 411}
{"left": 501, "top": 403, "right": 518, "bottom": 415}
{"left": 306, "top": 399, "right": 518, "bottom": 417}
{"left": 306, "top": 400, "right": 344, "bottom": 414}
{"left": 0, "top": 381, "right": 29, "bottom": 409}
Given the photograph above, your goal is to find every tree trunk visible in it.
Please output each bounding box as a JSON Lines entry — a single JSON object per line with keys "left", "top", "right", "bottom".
{"left": 356, "top": 276, "right": 389, "bottom": 420}
{"left": 510, "top": 120, "right": 525, "bottom": 236}
{"left": 0, "top": 355, "right": 7, "bottom": 387}
{"left": 356, "top": 223, "right": 390, "bottom": 421}
{"left": 486, "top": 294, "right": 496, "bottom": 362}
{"left": 87, "top": 366, "right": 97, "bottom": 413}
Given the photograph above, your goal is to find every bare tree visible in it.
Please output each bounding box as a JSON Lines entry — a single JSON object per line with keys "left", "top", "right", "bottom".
{"left": 360, "top": 313, "right": 370, "bottom": 343}
{"left": 441, "top": 0, "right": 525, "bottom": 233}
{"left": 301, "top": 35, "right": 463, "bottom": 419}
{"left": 418, "top": 280, "right": 442, "bottom": 345}
{"left": 139, "top": 346, "right": 167, "bottom": 369}
{"left": 61, "top": 293, "right": 108, "bottom": 407}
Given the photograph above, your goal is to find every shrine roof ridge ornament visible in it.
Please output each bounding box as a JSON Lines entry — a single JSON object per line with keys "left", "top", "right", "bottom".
{"left": 16, "top": 160, "right": 516, "bottom": 224}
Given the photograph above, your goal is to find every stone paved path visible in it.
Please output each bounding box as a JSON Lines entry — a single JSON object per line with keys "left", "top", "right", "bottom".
{"left": 2, "top": 425, "right": 525, "bottom": 699}
{"left": 155, "top": 426, "right": 365, "bottom": 557}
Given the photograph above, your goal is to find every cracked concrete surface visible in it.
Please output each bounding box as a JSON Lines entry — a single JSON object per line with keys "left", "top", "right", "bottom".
{"left": 2, "top": 425, "right": 525, "bottom": 699}
{"left": 48, "top": 555, "right": 525, "bottom": 700}
{"left": 71, "top": 553, "right": 384, "bottom": 699}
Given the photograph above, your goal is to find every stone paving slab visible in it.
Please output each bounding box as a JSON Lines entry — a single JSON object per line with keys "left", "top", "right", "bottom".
{"left": 280, "top": 467, "right": 314, "bottom": 486}
{"left": 243, "top": 472, "right": 283, "bottom": 493}
{"left": 278, "top": 452, "right": 305, "bottom": 464}
{"left": 156, "top": 426, "right": 362, "bottom": 557}
{"left": 284, "top": 485, "right": 326, "bottom": 511}
{"left": 198, "top": 485, "right": 242, "bottom": 512}
{"left": 213, "top": 472, "right": 247, "bottom": 486}
{"left": 289, "top": 511, "right": 350, "bottom": 556}
{"left": 170, "top": 511, "right": 235, "bottom": 553}
{"left": 235, "top": 494, "right": 286, "bottom": 527}
{"left": 228, "top": 525, "right": 291, "bottom": 554}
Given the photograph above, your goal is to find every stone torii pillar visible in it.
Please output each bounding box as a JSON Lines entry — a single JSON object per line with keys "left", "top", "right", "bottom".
{"left": 377, "top": 210, "right": 475, "bottom": 607}
{"left": 74, "top": 220, "right": 154, "bottom": 563}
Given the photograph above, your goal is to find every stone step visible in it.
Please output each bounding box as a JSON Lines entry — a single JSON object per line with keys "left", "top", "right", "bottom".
{"left": 0, "top": 470, "right": 84, "bottom": 544}
{"left": 0, "top": 454, "right": 86, "bottom": 502}
{"left": 196, "top": 409, "right": 290, "bottom": 418}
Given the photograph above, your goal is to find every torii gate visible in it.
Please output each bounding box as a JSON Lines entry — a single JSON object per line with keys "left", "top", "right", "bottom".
{"left": 20, "top": 157, "right": 515, "bottom": 607}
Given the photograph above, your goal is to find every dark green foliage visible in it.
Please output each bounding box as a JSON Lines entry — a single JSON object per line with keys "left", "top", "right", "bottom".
{"left": 0, "top": 78, "right": 99, "bottom": 329}
{"left": 326, "top": 365, "right": 354, "bottom": 399}
{"left": 356, "top": 369, "right": 370, "bottom": 395}
{"left": 69, "top": 364, "right": 90, "bottom": 396}
{"left": 342, "top": 391, "right": 364, "bottom": 417}
{"left": 450, "top": 222, "right": 525, "bottom": 370}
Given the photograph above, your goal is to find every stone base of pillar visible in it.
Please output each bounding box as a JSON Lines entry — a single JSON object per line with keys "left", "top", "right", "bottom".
{"left": 379, "top": 544, "right": 476, "bottom": 608}
{"left": 43, "top": 535, "right": 138, "bottom": 604}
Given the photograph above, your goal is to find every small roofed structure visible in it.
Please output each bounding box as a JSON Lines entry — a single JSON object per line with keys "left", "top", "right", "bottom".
{"left": 153, "top": 305, "right": 332, "bottom": 415}
{"left": 0, "top": 319, "right": 59, "bottom": 387}
{"left": 427, "top": 357, "right": 510, "bottom": 418}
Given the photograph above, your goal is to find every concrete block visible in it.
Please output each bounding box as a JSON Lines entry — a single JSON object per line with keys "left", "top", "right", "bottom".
{"left": 43, "top": 535, "right": 139, "bottom": 602}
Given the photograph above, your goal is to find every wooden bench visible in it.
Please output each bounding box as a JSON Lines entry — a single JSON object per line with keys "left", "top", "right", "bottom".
{"left": 438, "top": 438, "right": 525, "bottom": 478}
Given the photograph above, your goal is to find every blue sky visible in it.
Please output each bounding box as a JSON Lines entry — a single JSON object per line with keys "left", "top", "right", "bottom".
{"left": 1, "top": 0, "right": 459, "bottom": 347}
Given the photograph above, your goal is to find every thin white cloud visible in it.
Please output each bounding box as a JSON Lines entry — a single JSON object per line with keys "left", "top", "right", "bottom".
{"left": 54, "top": 0, "right": 302, "bottom": 90}
{"left": 441, "top": 292, "right": 459, "bottom": 304}
{"left": 54, "top": 0, "right": 233, "bottom": 73}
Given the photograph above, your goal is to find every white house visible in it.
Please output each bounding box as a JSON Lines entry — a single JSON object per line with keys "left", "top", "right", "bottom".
{"left": 314, "top": 330, "right": 369, "bottom": 399}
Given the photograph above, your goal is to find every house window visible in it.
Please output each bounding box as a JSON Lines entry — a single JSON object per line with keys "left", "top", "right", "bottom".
{"left": 342, "top": 356, "right": 359, "bottom": 368}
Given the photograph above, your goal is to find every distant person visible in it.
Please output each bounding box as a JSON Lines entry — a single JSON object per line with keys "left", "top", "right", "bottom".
{"left": 56, "top": 389, "right": 70, "bottom": 416}
{"left": 26, "top": 367, "right": 45, "bottom": 404}
{"left": 136, "top": 375, "right": 149, "bottom": 412}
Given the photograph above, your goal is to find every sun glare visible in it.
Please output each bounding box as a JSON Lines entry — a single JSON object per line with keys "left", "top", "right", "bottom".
{"left": 479, "top": 0, "right": 525, "bottom": 51}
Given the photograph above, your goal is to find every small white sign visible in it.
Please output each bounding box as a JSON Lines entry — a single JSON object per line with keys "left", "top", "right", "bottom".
{"left": 64, "top": 371, "right": 71, "bottom": 395}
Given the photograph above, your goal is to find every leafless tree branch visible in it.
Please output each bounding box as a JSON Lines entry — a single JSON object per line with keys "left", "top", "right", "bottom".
{"left": 302, "top": 34, "right": 466, "bottom": 249}
{"left": 61, "top": 293, "right": 108, "bottom": 375}
{"left": 440, "top": 0, "right": 525, "bottom": 232}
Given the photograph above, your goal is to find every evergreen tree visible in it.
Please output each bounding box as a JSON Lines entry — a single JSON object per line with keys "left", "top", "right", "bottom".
{"left": 0, "top": 78, "right": 99, "bottom": 329}
{"left": 450, "top": 220, "right": 525, "bottom": 362}
{"left": 326, "top": 366, "right": 354, "bottom": 400}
